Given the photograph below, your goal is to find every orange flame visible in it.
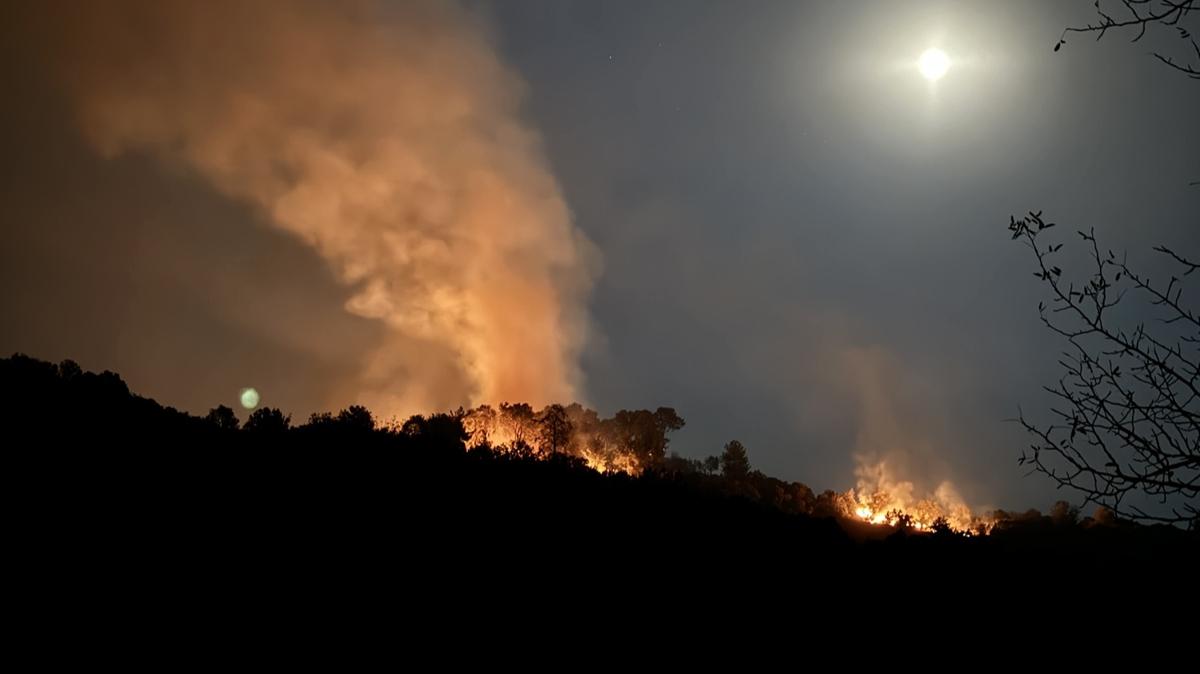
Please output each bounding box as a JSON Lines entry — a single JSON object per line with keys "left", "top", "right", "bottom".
{"left": 843, "top": 459, "right": 994, "bottom": 535}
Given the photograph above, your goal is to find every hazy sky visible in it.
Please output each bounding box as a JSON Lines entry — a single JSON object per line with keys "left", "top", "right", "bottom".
{"left": 2, "top": 1, "right": 1197, "bottom": 512}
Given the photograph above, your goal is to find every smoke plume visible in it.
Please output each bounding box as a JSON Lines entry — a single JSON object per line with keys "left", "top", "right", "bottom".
{"left": 29, "top": 0, "right": 597, "bottom": 416}
{"left": 839, "top": 346, "right": 990, "bottom": 531}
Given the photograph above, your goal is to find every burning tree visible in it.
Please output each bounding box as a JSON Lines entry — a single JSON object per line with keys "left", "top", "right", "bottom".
{"left": 1009, "top": 216, "right": 1199, "bottom": 526}
{"left": 456, "top": 402, "right": 685, "bottom": 475}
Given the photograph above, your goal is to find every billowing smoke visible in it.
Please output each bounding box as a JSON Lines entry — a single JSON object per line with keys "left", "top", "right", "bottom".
{"left": 838, "top": 346, "right": 991, "bottom": 532}
{"left": 28, "top": 0, "right": 597, "bottom": 416}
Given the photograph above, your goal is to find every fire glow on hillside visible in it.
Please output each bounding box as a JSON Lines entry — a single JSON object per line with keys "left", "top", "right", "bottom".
{"left": 447, "top": 402, "right": 995, "bottom": 535}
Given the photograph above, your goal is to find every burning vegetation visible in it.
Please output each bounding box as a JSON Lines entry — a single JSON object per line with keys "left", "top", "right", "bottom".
{"left": 444, "top": 403, "right": 684, "bottom": 476}
{"left": 407, "top": 400, "right": 996, "bottom": 535}
{"left": 845, "top": 459, "right": 995, "bottom": 535}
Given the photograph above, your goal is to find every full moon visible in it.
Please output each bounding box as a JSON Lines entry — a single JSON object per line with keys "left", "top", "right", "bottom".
{"left": 918, "top": 48, "right": 950, "bottom": 81}
{"left": 239, "top": 387, "right": 260, "bottom": 410}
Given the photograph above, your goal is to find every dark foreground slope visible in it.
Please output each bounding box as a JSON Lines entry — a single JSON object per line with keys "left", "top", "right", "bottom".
{"left": 3, "top": 354, "right": 1195, "bottom": 606}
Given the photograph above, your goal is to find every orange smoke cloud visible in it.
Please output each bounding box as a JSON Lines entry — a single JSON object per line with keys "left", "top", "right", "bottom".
{"left": 33, "top": 0, "right": 597, "bottom": 416}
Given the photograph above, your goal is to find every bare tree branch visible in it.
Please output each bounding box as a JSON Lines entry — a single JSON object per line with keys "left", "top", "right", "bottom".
{"left": 1009, "top": 215, "right": 1200, "bottom": 526}
{"left": 1055, "top": 0, "right": 1200, "bottom": 84}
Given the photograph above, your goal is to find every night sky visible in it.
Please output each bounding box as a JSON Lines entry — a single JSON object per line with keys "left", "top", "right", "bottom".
{"left": 2, "top": 1, "right": 1197, "bottom": 513}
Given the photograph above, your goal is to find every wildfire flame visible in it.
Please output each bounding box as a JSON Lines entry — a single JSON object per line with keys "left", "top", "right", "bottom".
{"left": 481, "top": 425, "right": 644, "bottom": 475}
{"left": 842, "top": 459, "right": 994, "bottom": 535}
{"left": 457, "top": 404, "right": 659, "bottom": 476}
{"left": 457, "top": 404, "right": 997, "bottom": 535}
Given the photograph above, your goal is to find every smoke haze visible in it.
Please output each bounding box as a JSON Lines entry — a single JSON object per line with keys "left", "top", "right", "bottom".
{"left": 22, "top": 0, "right": 597, "bottom": 417}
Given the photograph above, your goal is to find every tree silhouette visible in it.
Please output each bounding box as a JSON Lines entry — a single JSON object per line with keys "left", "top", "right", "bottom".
{"left": 888, "top": 509, "right": 913, "bottom": 530}
{"left": 462, "top": 404, "right": 497, "bottom": 448}
{"left": 1009, "top": 217, "right": 1199, "bottom": 524}
{"left": 336, "top": 405, "right": 375, "bottom": 432}
{"left": 1049, "top": 500, "right": 1081, "bottom": 526}
{"left": 602, "top": 408, "right": 685, "bottom": 470}
{"left": 399, "top": 412, "right": 468, "bottom": 449}
{"left": 205, "top": 405, "right": 240, "bottom": 431}
{"left": 244, "top": 407, "right": 290, "bottom": 434}
{"left": 536, "top": 404, "right": 572, "bottom": 455}
{"left": 498, "top": 402, "right": 536, "bottom": 447}
{"left": 720, "top": 440, "right": 750, "bottom": 480}
{"left": 58, "top": 359, "right": 82, "bottom": 381}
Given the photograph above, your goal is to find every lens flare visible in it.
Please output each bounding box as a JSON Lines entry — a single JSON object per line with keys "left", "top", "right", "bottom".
{"left": 240, "top": 387, "right": 260, "bottom": 410}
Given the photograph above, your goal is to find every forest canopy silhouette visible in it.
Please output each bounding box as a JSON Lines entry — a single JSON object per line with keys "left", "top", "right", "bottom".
{"left": 5, "top": 352, "right": 1191, "bottom": 577}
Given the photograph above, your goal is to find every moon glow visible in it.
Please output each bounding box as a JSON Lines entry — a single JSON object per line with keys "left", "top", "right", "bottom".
{"left": 918, "top": 48, "right": 950, "bottom": 81}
